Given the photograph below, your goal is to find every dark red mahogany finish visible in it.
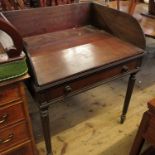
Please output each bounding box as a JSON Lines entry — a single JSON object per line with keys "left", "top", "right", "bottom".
{"left": 2, "top": 3, "right": 145, "bottom": 155}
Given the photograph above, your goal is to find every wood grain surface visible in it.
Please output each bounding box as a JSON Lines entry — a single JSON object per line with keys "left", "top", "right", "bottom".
{"left": 3, "top": 3, "right": 91, "bottom": 37}
{"left": 24, "top": 26, "right": 143, "bottom": 86}
{"left": 91, "top": 3, "right": 145, "bottom": 49}
{"left": 1, "top": 3, "right": 146, "bottom": 154}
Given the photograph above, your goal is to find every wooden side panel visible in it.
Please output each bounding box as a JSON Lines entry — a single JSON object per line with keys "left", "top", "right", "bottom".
{"left": 91, "top": 3, "right": 146, "bottom": 49}
{"left": 3, "top": 3, "right": 91, "bottom": 37}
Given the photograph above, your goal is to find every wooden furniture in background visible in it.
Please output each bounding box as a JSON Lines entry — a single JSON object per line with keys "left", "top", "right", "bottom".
{"left": 148, "top": 0, "right": 155, "bottom": 15}
{"left": 109, "top": 2, "right": 155, "bottom": 39}
{"left": 0, "top": 12, "right": 36, "bottom": 154}
{"left": 40, "top": 0, "right": 75, "bottom": 6}
{"left": 30, "top": 0, "right": 75, "bottom": 7}
{"left": 128, "top": 0, "right": 138, "bottom": 15}
{"left": 1, "top": 3, "right": 145, "bottom": 155}
{"left": 130, "top": 98, "right": 155, "bottom": 155}
{"left": 127, "top": 0, "right": 155, "bottom": 17}
{"left": 1, "top": 0, "right": 25, "bottom": 11}
{"left": 0, "top": 75, "right": 36, "bottom": 155}
{"left": 129, "top": 2, "right": 155, "bottom": 38}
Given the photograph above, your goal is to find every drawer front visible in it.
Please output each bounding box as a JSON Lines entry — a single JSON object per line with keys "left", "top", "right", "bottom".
{"left": 1, "top": 141, "right": 34, "bottom": 155}
{"left": 0, "top": 122, "right": 30, "bottom": 152}
{"left": 0, "top": 84, "right": 21, "bottom": 106}
{"left": 0, "top": 102, "right": 25, "bottom": 129}
{"left": 43, "top": 59, "right": 140, "bottom": 102}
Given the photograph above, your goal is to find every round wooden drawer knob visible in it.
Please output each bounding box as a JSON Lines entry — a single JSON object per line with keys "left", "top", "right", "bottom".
{"left": 122, "top": 65, "right": 129, "bottom": 73}
{"left": 64, "top": 85, "right": 72, "bottom": 93}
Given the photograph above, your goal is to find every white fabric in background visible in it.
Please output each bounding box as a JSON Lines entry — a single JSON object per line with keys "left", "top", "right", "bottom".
{"left": 0, "top": 30, "right": 14, "bottom": 61}
{"left": 0, "top": 30, "right": 14, "bottom": 50}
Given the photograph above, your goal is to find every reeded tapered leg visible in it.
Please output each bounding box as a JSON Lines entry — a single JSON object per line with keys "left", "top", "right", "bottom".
{"left": 40, "top": 106, "right": 53, "bottom": 155}
{"left": 120, "top": 73, "right": 136, "bottom": 123}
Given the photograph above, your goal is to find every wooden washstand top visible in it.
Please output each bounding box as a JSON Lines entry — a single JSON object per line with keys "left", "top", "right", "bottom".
{"left": 24, "top": 26, "right": 143, "bottom": 86}
{"left": 0, "top": 4, "right": 147, "bottom": 154}
{"left": 1, "top": 2, "right": 146, "bottom": 87}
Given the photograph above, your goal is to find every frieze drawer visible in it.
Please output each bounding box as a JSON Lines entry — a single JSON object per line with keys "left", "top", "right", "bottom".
{"left": 0, "top": 122, "right": 30, "bottom": 153}
{"left": 43, "top": 59, "right": 141, "bottom": 102}
{"left": 0, "top": 102, "right": 25, "bottom": 129}
{"left": 0, "top": 84, "right": 21, "bottom": 106}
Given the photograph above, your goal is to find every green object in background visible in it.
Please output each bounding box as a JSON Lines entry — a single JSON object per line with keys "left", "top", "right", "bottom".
{"left": 0, "top": 58, "right": 28, "bottom": 82}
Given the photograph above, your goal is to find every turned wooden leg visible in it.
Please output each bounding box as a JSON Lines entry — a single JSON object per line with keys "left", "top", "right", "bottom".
{"left": 120, "top": 73, "right": 136, "bottom": 123}
{"left": 128, "top": 0, "right": 137, "bottom": 15}
{"left": 129, "top": 112, "right": 150, "bottom": 155}
{"left": 40, "top": 105, "right": 53, "bottom": 155}
{"left": 117, "top": 0, "right": 120, "bottom": 10}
